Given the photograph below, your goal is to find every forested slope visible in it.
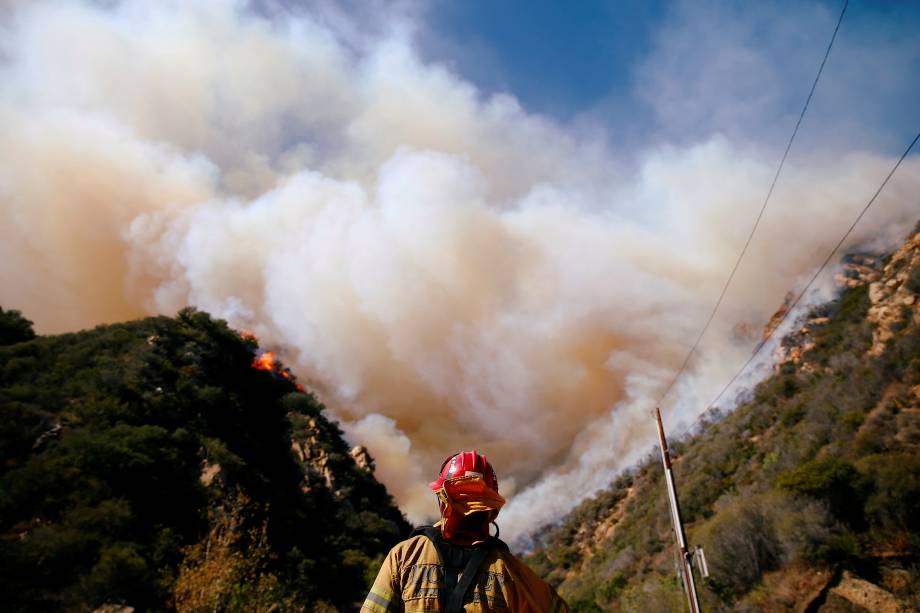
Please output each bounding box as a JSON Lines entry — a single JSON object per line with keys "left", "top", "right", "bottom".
{"left": 0, "top": 308, "right": 409, "bottom": 612}
{"left": 527, "top": 224, "right": 920, "bottom": 612}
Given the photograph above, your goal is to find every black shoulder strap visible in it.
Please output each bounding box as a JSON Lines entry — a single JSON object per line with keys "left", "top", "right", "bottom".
{"left": 411, "top": 526, "right": 509, "bottom": 613}
{"left": 411, "top": 526, "right": 453, "bottom": 578}
{"left": 446, "top": 546, "right": 491, "bottom": 613}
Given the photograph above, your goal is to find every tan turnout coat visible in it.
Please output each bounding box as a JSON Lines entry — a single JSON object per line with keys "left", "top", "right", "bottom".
{"left": 361, "top": 533, "right": 568, "bottom": 613}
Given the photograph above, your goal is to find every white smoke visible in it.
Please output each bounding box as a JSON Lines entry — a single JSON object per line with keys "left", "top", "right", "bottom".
{"left": 1, "top": 0, "right": 918, "bottom": 540}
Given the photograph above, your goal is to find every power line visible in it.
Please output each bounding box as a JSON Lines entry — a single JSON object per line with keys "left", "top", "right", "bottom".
{"left": 655, "top": 0, "right": 850, "bottom": 409}
{"left": 681, "top": 129, "right": 920, "bottom": 438}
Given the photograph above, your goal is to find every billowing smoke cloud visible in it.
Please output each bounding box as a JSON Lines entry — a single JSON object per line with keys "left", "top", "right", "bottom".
{"left": 2, "top": 1, "right": 918, "bottom": 540}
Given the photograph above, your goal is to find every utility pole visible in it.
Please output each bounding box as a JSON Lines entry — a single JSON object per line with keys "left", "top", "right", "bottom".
{"left": 655, "top": 407, "right": 702, "bottom": 613}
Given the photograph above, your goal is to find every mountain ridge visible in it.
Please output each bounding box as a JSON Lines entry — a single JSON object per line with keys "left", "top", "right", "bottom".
{"left": 526, "top": 222, "right": 920, "bottom": 612}
{"left": 0, "top": 308, "right": 409, "bottom": 612}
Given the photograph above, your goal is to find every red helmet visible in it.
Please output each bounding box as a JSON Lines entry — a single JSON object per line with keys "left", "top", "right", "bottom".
{"left": 428, "top": 450, "right": 498, "bottom": 493}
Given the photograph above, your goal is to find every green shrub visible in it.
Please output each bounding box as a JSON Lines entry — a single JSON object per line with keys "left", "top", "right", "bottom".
{"left": 775, "top": 458, "right": 867, "bottom": 529}
{"left": 599, "top": 574, "right": 628, "bottom": 601}
{"left": 695, "top": 493, "right": 784, "bottom": 598}
{"left": 569, "top": 597, "right": 603, "bottom": 613}
{"left": 858, "top": 453, "right": 920, "bottom": 536}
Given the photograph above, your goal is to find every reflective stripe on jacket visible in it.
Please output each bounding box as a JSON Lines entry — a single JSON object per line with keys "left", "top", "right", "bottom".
{"left": 361, "top": 534, "right": 568, "bottom": 613}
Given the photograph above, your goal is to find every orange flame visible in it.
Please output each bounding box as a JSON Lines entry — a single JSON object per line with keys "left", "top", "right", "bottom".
{"left": 253, "top": 351, "right": 276, "bottom": 371}
{"left": 251, "top": 351, "right": 305, "bottom": 393}
{"left": 239, "top": 329, "right": 258, "bottom": 342}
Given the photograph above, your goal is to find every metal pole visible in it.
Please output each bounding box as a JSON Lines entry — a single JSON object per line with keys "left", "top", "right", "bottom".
{"left": 656, "top": 407, "right": 702, "bottom": 613}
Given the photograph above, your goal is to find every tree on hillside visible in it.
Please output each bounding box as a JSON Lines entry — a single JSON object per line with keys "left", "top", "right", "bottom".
{"left": 0, "top": 307, "right": 35, "bottom": 345}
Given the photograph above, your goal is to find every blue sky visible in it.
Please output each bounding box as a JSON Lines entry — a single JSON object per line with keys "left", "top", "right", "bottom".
{"left": 417, "top": 0, "right": 920, "bottom": 156}
{"left": 419, "top": 0, "right": 667, "bottom": 120}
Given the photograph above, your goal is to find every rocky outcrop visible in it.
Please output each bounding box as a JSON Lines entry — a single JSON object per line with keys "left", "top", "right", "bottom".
{"left": 774, "top": 315, "right": 826, "bottom": 370}
{"left": 820, "top": 571, "right": 912, "bottom": 613}
{"left": 834, "top": 254, "right": 883, "bottom": 288}
{"left": 199, "top": 460, "right": 222, "bottom": 487}
{"left": 769, "top": 254, "right": 881, "bottom": 370}
{"left": 764, "top": 292, "right": 796, "bottom": 342}
{"left": 867, "top": 229, "right": 920, "bottom": 356}
{"left": 350, "top": 445, "right": 374, "bottom": 472}
{"left": 772, "top": 232, "right": 916, "bottom": 369}
{"left": 291, "top": 417, "right": 338, "bottom": 492}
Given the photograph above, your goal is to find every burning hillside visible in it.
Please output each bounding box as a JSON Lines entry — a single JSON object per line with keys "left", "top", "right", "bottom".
{"left": 0, "top": 308, "right": 409, "bottom": 610}
{"left": 526, "top": 223, "right": 920, "bottom": 611}
{"left": 251, "top": 349, "right": 305, "bottom": 392}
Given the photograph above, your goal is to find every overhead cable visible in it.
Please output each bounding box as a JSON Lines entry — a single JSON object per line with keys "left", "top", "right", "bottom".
{"left": 682, "top": 129, "right": 920, "bottom": 438}
{"left": 655, "top": 0, "right": 850, "bottom": 409}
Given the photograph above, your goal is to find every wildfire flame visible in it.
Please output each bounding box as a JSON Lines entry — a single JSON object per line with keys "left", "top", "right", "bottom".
{"left": 251, "top": 351, "right": 305, "bottom": 392}
{"left": 239, "top": 329, "right": 258, "bottom": 342}
{"left": 253, "top": 351, "right": 276, "bottom": 371}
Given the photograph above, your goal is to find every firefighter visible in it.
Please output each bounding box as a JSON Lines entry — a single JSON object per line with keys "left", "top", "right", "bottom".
{"left": 361, "top": 450, "right": 569, "bottom": 613}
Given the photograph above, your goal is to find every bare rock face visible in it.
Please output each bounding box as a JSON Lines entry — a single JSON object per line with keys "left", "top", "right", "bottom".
{"left": 350, "top": 445, "right": 374, "bottom": 472}
{"left": 289, "top": 415, "right": 382, "bottom": 497}
{"left": 835, "top": 254, "right": 884, "bottom": 288}
{"left": 771, "top": 231, "right": 919, "bottom": 369}
{"left": 820, "top": 571, "right": 913, "bottom": 613}
{"left": 766, "top": 292, "right": 824, "bottom": 371}
{"left": 199, "top": 461, "right": 222, "bottom": 487}
{"left": 290, "top": 417, "right": 337, "bottom": 492}
{"left": 769, "top": 254, "right": 883, "bottom": 370}
{"left": 763, "top": 292, "right": 796, "bottom": 342}
{"left": 867, "top": 229, "right": 920, "bottom": 356}
{"left": 773, "top": 317, "right": 821, "bottom": 370}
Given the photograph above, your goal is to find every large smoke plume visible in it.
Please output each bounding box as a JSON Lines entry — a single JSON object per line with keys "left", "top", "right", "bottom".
{"left": 2, "top": 1, "right": 918, "bottom": 540}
